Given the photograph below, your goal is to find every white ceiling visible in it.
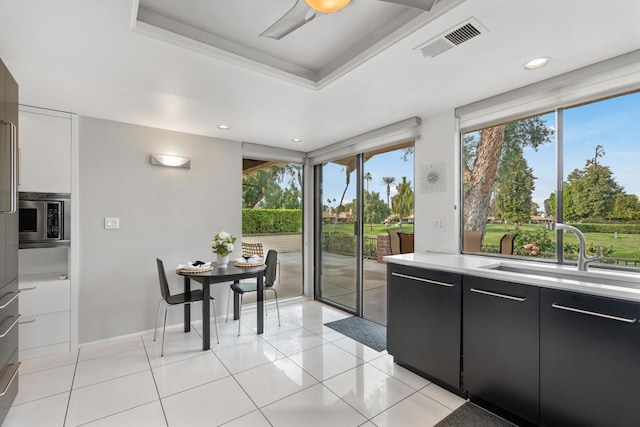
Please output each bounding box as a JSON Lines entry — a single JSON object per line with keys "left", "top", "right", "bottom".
{"left": 1, "top": 0, "right": 640, "bottom": 152}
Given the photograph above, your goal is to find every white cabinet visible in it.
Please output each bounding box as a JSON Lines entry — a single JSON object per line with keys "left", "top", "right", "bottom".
{"left": 18, "top": 268, "right": 71, "bottom": 360}
{"left": 18, "top": 106, "right": 72, "bottom": 194}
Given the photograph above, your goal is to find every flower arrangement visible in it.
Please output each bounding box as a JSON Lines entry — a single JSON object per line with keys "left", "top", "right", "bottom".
{"left": 211, "top": 231, "right": 236, "bottom": 256}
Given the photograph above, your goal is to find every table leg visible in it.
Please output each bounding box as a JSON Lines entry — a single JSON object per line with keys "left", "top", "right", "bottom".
{"left": 202, "top": 280, "right": 210, "bottom": 351}
{"left": 257, "top": 273, "right": 264, "bottom": 334}
{"left": 183, "top": 276, "right": 191, "bottom": 332}
{"left": 233, "top": 280, "right": 240, "bottom": 320}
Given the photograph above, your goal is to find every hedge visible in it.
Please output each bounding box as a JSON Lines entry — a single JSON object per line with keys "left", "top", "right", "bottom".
{"left": 572, "top": 223, "right": 640, "bottom": 234}
{"left": 242, "top": 209, "right": 302, "bottom": 234}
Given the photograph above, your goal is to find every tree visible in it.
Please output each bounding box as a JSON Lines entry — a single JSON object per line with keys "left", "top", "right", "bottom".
{"left": 364, "top": 191, "right": 390, "bottom": 230}
{"left": 242, "top": 166, "right": 285, "bottom": 208}
{"left": 610, "top": 194, "right": 640, "bottom": 220}
{"left": 463, "top": 117, "right": 553, "bottom": 237}
{"left": 493, "top": 145, "right": 536, "bottom": 225}
{"left": 364, "top": 172, "right": 372, "bottom": 192}
{"left": 382, "top": 176, "right": 396, "bottom": 208}
{"left": 562, "top": 146, "right": 623, "bottom": 220}
{"left": 391, "top": 177, "right": 414, "bottom": 225}
{"left": 543, "top": 198, "right": 552, "bottom": 216}
{"left": 335, "top": 167, "right": 352, "bottom": 224}
{"left": 281, "top": 181, "right": 302, "bottom": 209}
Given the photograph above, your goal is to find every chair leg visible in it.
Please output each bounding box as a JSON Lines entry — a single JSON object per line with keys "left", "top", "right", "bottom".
{"left": 161, "top": 306, "right": 169, "bottom": 357}
{"left": 271, "top": 289, "right": 281, "bottom": 326}
{"left": 211, "top": 299, "right": 220, "bottom": 344}
{"left": 153, "top": 299, "right": 163, "bottom": 341}
{"left": 237, "top": 294, "right": 243, "bottom": 336}
{"left": 226, "top": 287, "right": 231, "bottom": 322}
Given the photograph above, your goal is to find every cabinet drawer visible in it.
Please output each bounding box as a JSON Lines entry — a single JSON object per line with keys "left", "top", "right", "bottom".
{"left": 19, "top": 279, "right": 70, "bottom": 316}
{"left": 0, "top": 351, "right": 19, "bottom": 425}
{"left": 19, "top": 311, "right": 70, "bottom": 351}
{"left": 0, "top": 280, "right": 19, "bottom": 373}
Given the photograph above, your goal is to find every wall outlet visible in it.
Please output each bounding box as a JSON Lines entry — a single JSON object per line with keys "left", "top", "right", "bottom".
{"left": 434, "top": 218, "right": 446, "bottom": 232}
{"left": 104, "top": 217, "right": 120, "bottom": 229}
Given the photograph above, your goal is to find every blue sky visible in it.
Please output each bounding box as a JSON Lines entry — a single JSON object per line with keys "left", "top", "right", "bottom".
{"left": 322, "top": 149, "right": 414, "bottom": 207}
{"left": 526, "top": 91, "right": 640, "bottom": 209}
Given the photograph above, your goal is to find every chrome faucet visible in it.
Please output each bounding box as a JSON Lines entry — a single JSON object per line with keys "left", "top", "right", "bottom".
{"left": 547, "top": 222, "right": 602, "bottom": 271}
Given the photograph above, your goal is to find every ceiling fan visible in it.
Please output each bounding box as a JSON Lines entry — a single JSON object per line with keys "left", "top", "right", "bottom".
{"left": 261, "top": 0, "right": 438, "bottom": 40}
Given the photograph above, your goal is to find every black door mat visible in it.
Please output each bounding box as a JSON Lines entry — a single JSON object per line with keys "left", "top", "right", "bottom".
{"left": 435, "top": 402, "right": 517, "bottom": 427}
{"left": 324, "top": 317, "right": 386, "bottom": 352}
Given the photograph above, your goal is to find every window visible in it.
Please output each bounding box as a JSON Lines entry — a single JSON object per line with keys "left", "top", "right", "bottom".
{"left": 462, "top": 90, "right": 640, "bottom": 270}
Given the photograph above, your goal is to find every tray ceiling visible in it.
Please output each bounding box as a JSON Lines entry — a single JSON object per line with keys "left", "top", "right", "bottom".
{"left": 134, "top": 0, "right": 462, "bottom": 88}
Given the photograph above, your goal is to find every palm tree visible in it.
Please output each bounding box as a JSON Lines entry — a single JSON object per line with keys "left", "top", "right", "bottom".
{"left": 364, "top": 172, "right": 372, "bottom": 192}
{"left": 382, "top": 176, "right": 396, "bottom": 208}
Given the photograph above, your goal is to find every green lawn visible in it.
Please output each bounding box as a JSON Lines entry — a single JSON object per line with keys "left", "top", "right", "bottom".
{"left": 322, "top": 221, "right": 640, "bottom": 260}
{"left": 484, "top": 223, "right": 640, "bottom": 259}
{"left": 323, "top": 222, "right": 414, "bottom": 237}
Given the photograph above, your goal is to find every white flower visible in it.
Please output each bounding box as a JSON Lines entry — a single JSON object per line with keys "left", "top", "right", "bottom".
{"left": 211, "top": 231, "right": 236, "bottom": 256}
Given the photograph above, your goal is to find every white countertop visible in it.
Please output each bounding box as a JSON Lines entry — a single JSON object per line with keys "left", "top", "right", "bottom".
{"left": 384, "top": 252, "right": 640, "bottom": 303}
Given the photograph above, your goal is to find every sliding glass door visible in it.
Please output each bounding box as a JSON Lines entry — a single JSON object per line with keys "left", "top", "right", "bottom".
{"left": 315, "top": 142, "right": 414, "bottom": 324}
{"left": 315, "top": 156, "right": 361, "bottom": 313}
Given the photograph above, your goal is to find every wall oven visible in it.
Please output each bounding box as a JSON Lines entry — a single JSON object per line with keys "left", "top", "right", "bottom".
{"left": 19, "top": 192, "right": 70, "bottom": 248}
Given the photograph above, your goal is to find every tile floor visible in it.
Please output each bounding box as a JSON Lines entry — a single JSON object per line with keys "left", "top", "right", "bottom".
{"left": 6, "top": 299, "right": 467, "bottom": 427}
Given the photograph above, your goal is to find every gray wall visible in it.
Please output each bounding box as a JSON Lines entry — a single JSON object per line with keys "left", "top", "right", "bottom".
{"left": 78, "top": 117, "right": 242, "bottom": 343}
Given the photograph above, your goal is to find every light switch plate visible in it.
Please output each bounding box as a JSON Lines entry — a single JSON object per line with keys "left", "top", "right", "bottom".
{"left": 104, "top": 217, "right": 120, "bottom": 229}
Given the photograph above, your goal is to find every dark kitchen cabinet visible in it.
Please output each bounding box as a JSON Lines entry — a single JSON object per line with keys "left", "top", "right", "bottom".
{"left": 0, "top": 57, "right": 19, "bottom": 424}
{"left": 387, "top": 264, "right": 462, "bottom": 390}
{"left": 540, "top": 288, "right": 640, "bottom": 426}
{"left": 463, "top": 276, "right": 539, "bottom": 425}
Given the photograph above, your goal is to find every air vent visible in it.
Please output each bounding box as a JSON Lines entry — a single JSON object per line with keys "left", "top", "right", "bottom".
{"left": 414, "top": 18, "right": 487, "bottom": 58}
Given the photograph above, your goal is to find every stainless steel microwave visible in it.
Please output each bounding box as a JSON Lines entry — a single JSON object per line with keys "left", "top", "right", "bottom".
{"left": 18, "top": 192, "right": 70, "bottom": 248}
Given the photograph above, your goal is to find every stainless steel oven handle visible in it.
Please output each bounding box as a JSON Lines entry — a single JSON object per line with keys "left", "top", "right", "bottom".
{"left": 391, "top": 272, "right": 454, "bottom": 287}
{"left": 1, "top": 120, "right": 18, "bottom": 214}
{"left": 0, "top": 363, "right": 20, "bottom": 397}
{"left": 552, "top": 303, "right": 637, "bottom": 323}
{"left": 0, "top": 315, "right": 20, "bottom": 338}
{"left": 0, "top": 291, "right": 20, "bottom": 309}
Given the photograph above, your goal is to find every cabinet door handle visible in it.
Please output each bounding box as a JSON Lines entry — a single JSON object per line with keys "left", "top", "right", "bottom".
{"left": 0, "top": 291, "right": 19, "bottom": 309}
{"left": 470, "top": 288, "right": 527, "bottom": 302}
{"left": 0, "top": 363, "right": 20, "bottom": 397}
{"left": 391, "top": 272, "right": 454, "bottom": 287}
{"left": 0, "top": 315, "right": 20, "bottom": 338}
{"left": 0, "top": 120, "right": 18, "bottom": 213}
{"left": 552, "top": 303, "right": 637, "bottom": 324}
{"left": 18, "top": 318, "right": 37, "bottom": 324}
{"left": 20, "top": 286, "right": 37, "bottom": 292}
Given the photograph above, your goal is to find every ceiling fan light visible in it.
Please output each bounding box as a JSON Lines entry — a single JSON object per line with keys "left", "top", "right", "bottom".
{"left": 304, "top": 0, "right": 351, "bottom": 13}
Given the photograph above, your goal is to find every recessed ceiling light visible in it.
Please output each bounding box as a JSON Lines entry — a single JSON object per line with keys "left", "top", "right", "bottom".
{"left": 292, "top": 138, "right": 302, "bottom": 143}
{"left": 217, "top": 124, "right": 230, "bottom": 130}
{"left": 523, "top": 57, "right": 550, "bottom": 70}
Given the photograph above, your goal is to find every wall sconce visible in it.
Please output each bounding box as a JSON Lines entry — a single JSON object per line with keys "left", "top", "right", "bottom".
{"left": 150, "top": 154, "right": 191, "bottom": 169}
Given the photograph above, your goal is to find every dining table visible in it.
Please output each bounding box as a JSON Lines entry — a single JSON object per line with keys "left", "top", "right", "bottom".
{"left": 177, "top": 262, "right": 266, "bottom": 350}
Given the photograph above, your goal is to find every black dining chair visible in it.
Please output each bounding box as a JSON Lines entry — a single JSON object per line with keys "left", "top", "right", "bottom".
{"left": 154, "top": 258, "right": 219, "bottom": 356}
{"left": 226, "top": 249, "right": 280, "bottom": 335}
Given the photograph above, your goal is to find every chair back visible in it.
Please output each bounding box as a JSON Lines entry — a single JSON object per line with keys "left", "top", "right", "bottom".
{"left": 156, "top": 258, "right": 171, "bottom": 301}
{"left": 242, "top": 242, "right": 265, "bottom": 258}
{"left": 387, "top": 229, "right": 401, "bottom": 255}
{"left": 264, "top": 250, "right": 278, "bottom": 288}
{"left": 500, "top": 233, "right": 518, "bottom": 255}
{"left": 398, "top": 232, "right": 414, "bottom": 253}
{"left": 463, "top": 230, "right": 483, "bottom": 252}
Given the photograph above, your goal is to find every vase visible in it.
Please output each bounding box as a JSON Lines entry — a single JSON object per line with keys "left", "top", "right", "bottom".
{"left": 216, "top": 254, "right": 229, "bottom": 268}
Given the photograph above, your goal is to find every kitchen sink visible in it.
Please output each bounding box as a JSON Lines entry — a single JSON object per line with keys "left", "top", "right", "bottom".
{"left": 483, "top": 263, "right": 640, "bottom": 290}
